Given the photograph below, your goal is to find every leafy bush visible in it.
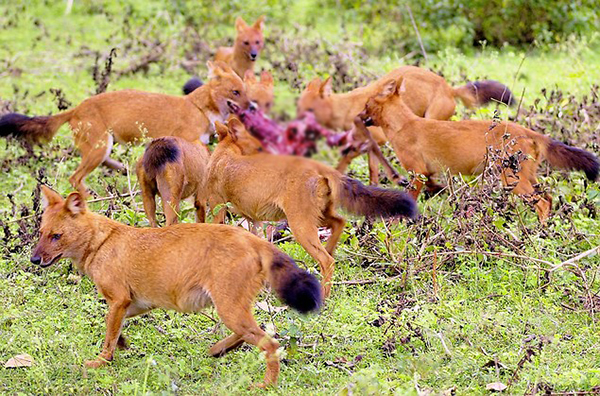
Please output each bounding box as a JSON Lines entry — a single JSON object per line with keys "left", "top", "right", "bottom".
{"left": 317, "top": 0, "right": 599, "bottom": 52}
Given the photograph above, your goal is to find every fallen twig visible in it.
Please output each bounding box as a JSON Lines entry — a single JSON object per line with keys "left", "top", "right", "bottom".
{"left": 549, "top": 245, "right": 599, "bottom": 273}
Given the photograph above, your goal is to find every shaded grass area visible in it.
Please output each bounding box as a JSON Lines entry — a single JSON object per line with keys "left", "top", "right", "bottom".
{"left": 1, "top": 1, "right": 599, "bottom": 394}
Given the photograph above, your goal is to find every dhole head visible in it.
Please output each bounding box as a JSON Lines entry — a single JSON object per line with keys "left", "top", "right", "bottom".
{"left": 235, "top": 16, "right": 265, "bottom": 62}
{"left": 31, "top": 186, "right": 89, "bottom": 268}
{"left": 207, "top": 60, "right": 251, "bottom": 114}
{"left": 361, "top": 78, "right": 400, "bottom": 127}
{"left": 244, "top": 70, "right": 275, "bottom": 113}
{"left": 297, "top": 77, "right": 334, "bottom": 126}
{"left": 215, "top": 117, "right": 264, "bottom": 155}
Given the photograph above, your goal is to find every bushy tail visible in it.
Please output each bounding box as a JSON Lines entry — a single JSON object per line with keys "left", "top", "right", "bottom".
{"left": 142, "top": 137, "right": 181, "bottom": 179}
{"left": 0, "top": 110, "right": 73, "bottom": 143}
{"left": 453, "top": 80, "right": 515, "bottom": 108}
{"left": 545, "top": 139, "right": 599, "bottom": 181}
{"left": 268, "top": 251, "right": 322, "bottom": 314}
{"left": 337, "top": 176, "right": 418, "bottom": 219}
{"left": 182, "top": 77, "right": 204, "bottom": 95}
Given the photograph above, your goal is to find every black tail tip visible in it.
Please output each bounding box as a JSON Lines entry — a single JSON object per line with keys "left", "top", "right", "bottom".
{"left": 375, "top": 188, "right": 419, "bottom": 219}
{"left": 341, "top": 177, "right": 419, "bottom": 219}
{"left": 279, "top": 271, "right": 322, "bottom": 314}
{"left": 586, "top": 160, "right": 599, "bottom": 181}
{"left": 398, "top": 193, "right": 419, "bottom": 219}
{"left": 183, "top": 77, "right": 203, "bottom": 95}
{"left": 469, "top": 80, "right": 515, "bottom": 106}
{"left": 0, "top": 113, "right": 31, "bottom": 138}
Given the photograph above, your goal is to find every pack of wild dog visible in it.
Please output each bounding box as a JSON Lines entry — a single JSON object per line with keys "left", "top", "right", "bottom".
{"left": 2, "top": 12, "right": 599, "bottom": 389}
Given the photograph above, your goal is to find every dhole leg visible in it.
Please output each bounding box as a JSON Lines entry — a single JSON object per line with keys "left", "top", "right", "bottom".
{"left": 102, "top": 158, "right": 125, "bottom": 171}
{"left": 208, "top": 196, "right": 227, "bottom": 224}
{"left": 70, "top": 131, "right": 114, "bottom": 197}
{"left": 158, "top": 177, "right": 183, "bottom": 226}
{"left": 214, "top": 302, "right": 280, "bottom": 388}
{"left": 141, "top": 190, "right": 158, "bottom": 228}
{"left": 193, "top": 192, "right": 206, "bottom": 223}
{"left": 323, "top": 210, "right": 346, "bottom": 257}
{"left": 287, "top": 216, "right": 335, "bottom": 298}
{"left": 213, "top": 207, "right": 227, "bottom": 224}
{"left": 367, "top": 152, "right": 380, "bottom": 185}
{"left": 425, "top": 178, "right": 445, "bottom": 196}
{"left": 506, "top": 172, "right": 552, "bottom": 223}
{"left": 117, "top": 304, "right": 151, "bottom": 350}
{"left": 534, "top": 193, "right": 552, "bottom": 223}
{"left": 367, "top": 145, "right": 402, "bottom": 185}
{"left": 208, "top": 333, "right": 245, "bottom": 357}
{"left": 389, "top": 144, "right": 428, "bottom": 199}
{"left": 376, "top": 154, "right": 401, "bottom": 185}
{"left": 85, "top": 299, "right": 131, "bottom": 368}
{"left": 138, "top": 172, "right": 159, "bottom": 227}
{"left": 409, "top": 179, "right": 425, "bottom": 200}
{"left": 336, "top": 149, "right": 362, "bottom": 174}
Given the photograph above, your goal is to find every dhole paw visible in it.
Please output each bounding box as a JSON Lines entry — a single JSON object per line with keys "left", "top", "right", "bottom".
{"left": 84, "top": 357, "right": 110, "bottom": 368}
{"left": 321, "top": 285, "right": 331, "bottom": 299}
{"left": 249, "top": 382, "right": 272, "bottom": 390}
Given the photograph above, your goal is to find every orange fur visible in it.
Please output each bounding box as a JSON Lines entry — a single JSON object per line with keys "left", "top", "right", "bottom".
{"left": 32, "top": 186, "right": 321, "bottom": 388}
{"left": 244, "top": 70, "right": 275, "bottom": 113}
{"left": 207, "top": 118, "right": 416, "bottom": 297}
{"left": 215, "top": 16, "right": 265, "bottom": 78}
{"left": 297, "top": 66, "right": 511, "bottom": 185}
{"left": 136, "top": 137, "right": 210, "bottom": 227}
{"left": 362, "top": 78, "right": 599, "bottom": 222}
{"left": 0, "top": 62, "right": 249, "bottom": 196}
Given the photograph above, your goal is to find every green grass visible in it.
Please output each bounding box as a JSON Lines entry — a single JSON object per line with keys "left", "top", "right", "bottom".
{"left": 1, "top": 1, "right": 600, "bottom": 394}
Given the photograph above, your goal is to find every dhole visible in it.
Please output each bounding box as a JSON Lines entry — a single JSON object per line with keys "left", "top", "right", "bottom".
{"left": 31, "top": 185, "right": 321, "bottom": 388}
{"left": 298, "top": 66, "right": 514, "bottom": 184}
{"left": 183, "top": 15, "right": 265, "bottom": 94}
{"left": 207, "top": 117, "right": 417, "bottom": 298}
{"left": 215, "top": 16, "right": 266, "bottom": 77}
{"left": 0, "top": 61, "right": 249, "bottom": 196}
{"left": 244, "top": 70, "right": 275, "bottom": 113}
{"left": 361, "top": 78, "right": 599, "bottom": 222}
{"left": 183, "top": 70, "right": 274, "bottom": 115}
{"left": 136, "top": 137, "right": 210, "bottom": 227}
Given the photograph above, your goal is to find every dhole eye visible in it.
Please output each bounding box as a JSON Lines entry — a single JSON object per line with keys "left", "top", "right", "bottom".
{"left": 51, "top": 233, "right": 62, "bottom": 241}
{"left": 255, "top": 40, "right": 259, "bottom": 45}
{"left": 232, "top": 90, "right": 240, "bottom": 97}
{"left": 257, "top": 147, "right": 264, "bottom": 152}
{"left": 244, "top": 41, "right": 249, "bottom": 45}
{"left": 308, "top": 108, "right": 314, "bottom": 112}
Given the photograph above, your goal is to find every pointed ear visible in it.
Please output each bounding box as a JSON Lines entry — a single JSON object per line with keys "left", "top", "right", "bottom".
{"left": 306, "top": 77, "right": 321, "bottom": 92}
{"left": 227, "top": 117, "right": 246, "bottom": 141}
{"left": 215, "top": 61, "right": 233, "bottom": 74}
{"left": 260, "top": 71, "right": 274, "bottom": 87}
{"left": 208, "top": 61, "right": 231, "bottom": 80}
{"left": 235, "top": 17, "right": 248, "bottom": 33}
{"left": 320, "top": 77, "right": 332, "bottom": 97}
{"left": 244, "top": 69, "right": 256, "bottom": 83}
{"left": 379, "top": 79, "right": 398, "bottom": 98}
{"left": 253, "top": 15, "right": 265, "bottom": 31}
{"left": 206, "top": 61, "right": 219, "bottom": 80}
{"left": 214, "top": 121, "right": 229, "bottom": 141}
{"left": 65, "top": 192, "right": 86, "bottom": 215}
{"left": 40, "top": 185, "right": 63, "bottom": 209}
{"left": 398, "top": 77, "right": 406, "bottom": 93}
